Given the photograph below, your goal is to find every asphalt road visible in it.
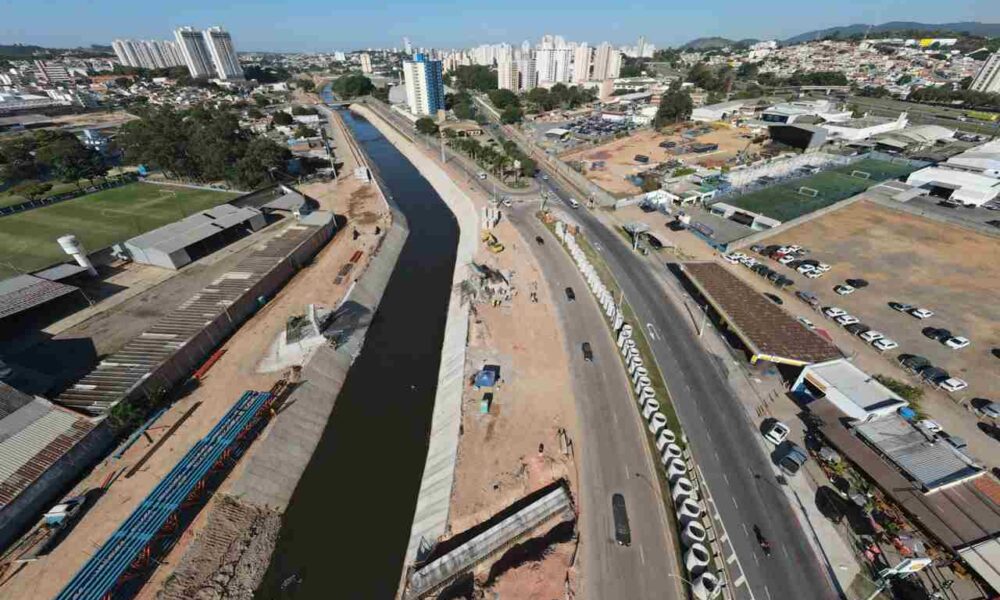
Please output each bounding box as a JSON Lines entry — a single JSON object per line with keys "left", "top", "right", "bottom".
{"left": 506, "top": 205, "right": 683, "bottom": 600}
{"left": 534, "top": 173, "right": 841, "bottom": 600}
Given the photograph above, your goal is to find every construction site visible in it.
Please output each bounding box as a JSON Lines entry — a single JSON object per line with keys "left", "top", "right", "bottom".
{"left": 0, "top": 106, "right": 395, "bottom": 600}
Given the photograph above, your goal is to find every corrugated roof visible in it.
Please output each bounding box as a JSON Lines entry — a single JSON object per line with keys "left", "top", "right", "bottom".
{"left": 958, "top": 540, "right": 1000, "bottom": 596}
{"left": 804, "top": 359, "right": 907, "bottom": 414}
{"left": 125, "top": 204, "right": 262, "bottom": 255}
{"left": 34, "top": 263, "right": 89, "bottom": 281}
{"left": 0, "top": 274, "right": 80, "bottom": 320}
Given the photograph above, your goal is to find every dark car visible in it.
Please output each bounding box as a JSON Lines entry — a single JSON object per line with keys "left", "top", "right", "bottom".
{"left": 766, "top": 271, "right": 782, "bottom": 283}
{"left": 565, "top": 287, "right": 576, "bottom": 301}
{"left": 889, "top": 301, "right": 915, "bottom": 312}
{"left": 535, "top": 235, "right": 545, "bottom": 245}
{"left": 898, "top": 354, "right": 930, "bottom": 372}
{"left": 845, "top": 323, "right": 869, "bottom": 336}
{"left": 922, "top": 327, "right": 952, "bottom": 341}
{"left": 763, "top": 293, "right": 783, "bottom": 305}
{"left": 920, "top": 366, "right": 950, "bottom": 384}
{"left": 612, "top": 493, "right": 632, "bottom": 546}
{"left": 581, "top": 342, "right": 593, "bottom": 361}
{"left": 774, "top": 276, "right": 793, "bottom": 289}
{"left": 845, "top": 278, "right": 869, "bottom": 288}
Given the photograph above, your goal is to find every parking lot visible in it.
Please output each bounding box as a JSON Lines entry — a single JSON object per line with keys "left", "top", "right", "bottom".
{"left": 751, "top": 199, "right": 999, "bottom": 402}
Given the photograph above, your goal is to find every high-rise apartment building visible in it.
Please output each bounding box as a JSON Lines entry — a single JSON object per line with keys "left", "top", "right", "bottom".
{"left": 403, "top": 37, "right": 413, "bottom": 55}
{"left": 517, "top": 57, "right": 537, "bottom": 92}
{"left": 112, "top": 40, "right": 140, "bottom": 68}
{"left": 113, "top": 39, "right": 183, "bottom": 69}
{"left": 203, "top": 26, "right": 244, "bottom": 80}
{"left": 573, "top": 44, "right": 592, "bottom": 83}
{"left": 174, "top": 27, "right": 215, "bottom": 78}
{"left": 360, "top": 53, "right": 373, "bottom": 74}
{"left": 970, "top": 52, "right": 1000, "bottom": 93}
{"left": 592, "top": 42, "right": 622, "bottom": 81}
{"left": 497, "top": 60, "right": 519, "bottom": 92}
{"left": 552, "top": 49, "right": 572, "bottom": 83}
{"left": 403, "top": 53, "right": 444, "bottom": 116}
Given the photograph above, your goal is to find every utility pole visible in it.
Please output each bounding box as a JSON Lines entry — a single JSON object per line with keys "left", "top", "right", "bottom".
{"left": 440, "top": 133, "right": 446, "bottom": 163}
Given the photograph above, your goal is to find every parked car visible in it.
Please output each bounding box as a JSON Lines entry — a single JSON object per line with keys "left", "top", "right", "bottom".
{"left": 859, "top": 330, "right": 884, "bottom": 343}
{"left": 764, "top": 421, "right": 790, "bottom": 445}
{"left": 796, "top": 291, "right": 819, "bottom": 307}
{"left": 797, "top": 317, "right": 815, "bottom": 330}
{"left": 845, "top": 278, "right": 869, "bottom": 288}
{"left": 845, "top": 323, "right": 869, "bottom": 335}
{"left": 581, "top": 342, "right": 593, "bottom": 361}
{"left": 724, "top": 253, "right": 740, "bottom": 264}
{"left": 797, "top": 264, "right": 816, "bottom": 275}
{"left": 779, "top": 443, "right": 809, "bottom": 476}
{"left": 824, "top": 307, "right": 847, "bottom": 319}
{"left": 815, "top": 263, "right": 832, "bottom": 273}
{"left": 535, "top": 236, "right": 545, "bottom": 245}
{"left": 920, "top": 366, "right": 950, "bottom": 384}
{"left": 778, "top": 255, "right": 796, "bottom": 265}
{"left": 836, "top": 314, "right": 860, "bottom": 326}
{"left": 872, "top": 338, "right": 898, "bottom": 352}
{"left": 922, "top": 327, "right": 951, "bottom": 341}
{"left": 804, "top": 270, "right": 823, "bottom": 279}
{"left": 909, "top": 308, "right": 935, "bottom": 319}
{"left": 980, "top": 402, "right": 1000, "bottom": 419}
{"left": 565, "top": 287, "right": 576, "bottom": 301}
{"left": 889, "top": 302, "right": 915, "bottom": 312}
{"left": 938, "top": 378, "right": 968, "bottom": 393}
{"left": 750, "top": 244, "right": 765, "bottom": 254}
{"left": 944, "top": 336, "right": 970, "bottom": 349}
{"left": 919, "top": 419, "right": 942, "bottom": 434}
{"left": 834, "top": 284, "right": 856, "bottom": 296}
{"left": 898, "top": 354, "right": 931, "bottom": 373}
{"left": 763, "top": 293, "right": 783, "bottom": 305}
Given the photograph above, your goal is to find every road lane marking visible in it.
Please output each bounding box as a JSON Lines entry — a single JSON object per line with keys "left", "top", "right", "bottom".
{"left": 765, "top": 585, "right": 773, "bottom": 600}
{"left": 727, "top": 553, "right": 738, "bottom": 565}
{"left": 640, "top": 544, "right": 646, "bottom": 565}
{"left": 733, "top": 574, "right": 746, "bottom": 588}
{"left": 720, "top": 532, "right": 729, "bottom": 543}
{"left": 723, "top": 473, "right": 730, "bottom": 485}
{"left": 732, "top": 496, "right": 739, "bottom": 508}
{"left": 646, "top": 323, "right": 658, "bottom": 340}
{"left": 753, "top": 552, "right": 759, "bottom": 566}
{"left": 742, "top": 523, "right": 749, "bottom": 537}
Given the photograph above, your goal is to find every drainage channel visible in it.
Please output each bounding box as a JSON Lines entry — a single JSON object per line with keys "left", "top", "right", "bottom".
{"left": 256, "top": 108, "right": 460, "bottom": 599}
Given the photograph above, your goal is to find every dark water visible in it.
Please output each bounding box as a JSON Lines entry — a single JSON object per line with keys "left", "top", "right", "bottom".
{"left": 257, "top": 109, "right": 459, "bottom": 599}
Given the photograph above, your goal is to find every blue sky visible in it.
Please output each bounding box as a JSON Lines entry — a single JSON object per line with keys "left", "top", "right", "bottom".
{"left": 2, "top": 0, "right": 998, "bottom": 52}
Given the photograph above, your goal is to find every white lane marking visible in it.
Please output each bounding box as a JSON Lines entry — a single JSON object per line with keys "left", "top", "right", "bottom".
{"left": 742, "top": 523, "right": 749, "bottom": 537}
{"left": 783, "top": 546, "right": 790, "bottom": 559}
{"left": 732, "top": 496, "right": 739, "bottom": 508}
{"left": 646, "top": 323, "right": 659, "bottom": 340}
{"left": 727, "top": 553, "right": 738, "bottom": 565}
{"left": 723, "top": 473, "right": 730, "bottom": 485}
{"left": 639, "top": 544, "right": 646, "bottom": 565}
{"left": 753, "top": 552, "right": 759, "bottom": 566}
{"left": 720, "top": 532, "right": 729, "bottom": 543}
{"left": 765, "top": 585, "right": 773, "bottom": 600}
{"left": 733, "top": 574, "right": 746, "bottom": 588}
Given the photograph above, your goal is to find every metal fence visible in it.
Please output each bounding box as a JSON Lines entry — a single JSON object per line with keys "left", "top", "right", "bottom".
{"left": 0, "top": 173, "right": 139, "bottom": 217}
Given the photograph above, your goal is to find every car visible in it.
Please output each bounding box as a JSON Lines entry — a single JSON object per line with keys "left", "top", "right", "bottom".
{"left": 859, "top": 330, "right": 884, "bottom": 343}
{"left": 804, "top": 270, "right": 823, "bottom": 279}
{"left": 750, "top": 244, "right": 765, "bottom": 254}
{"left": 938, "top": 378, "right": 968, "bottom": 393}
{"left": 815, "top": 263, "right": 832, "bottom": 273}
{"left": 845, "top": 278, "right": 869, "bottom": 288}
{"left": 889, "top": 302, "right": 915, "bottom": 312}
{"left": 724, "top": 253, "right": 740, "bottom": 264}
{"left": 797, "top": 264, "right": 816, "bottom": 274}
{"left": 919, "top": 419, "right": 942, "bottom": 434}
{"left": 774, "top": 276, "right": 793, "bottom": 288}
{"left": 909, "top": 308, "right": 934, "bottom": 319}
{"left": 920, "top": 366, "right": 950, "bottom": 384}
{"left": 535, "top": 235, "right": 545, "bottom": 245}
{"left": 778, "top": 255, "right": 796, "bottom": 265}
{"left": 764, "top": 421, "right": 790, "bottom": 445}
{"left": 779, "top": 443, "right": 809, "bottom": 476}
{"left": 844, "top": 323, "right": 869, "bottom": 335}
{"left": 836, "top": 314, "right": 860, "bottom": 326}
{"left": 568, "top": 198, "right": 580, "bottom": 209}
{"left": 923, "top": 327, "right": 950, "bottom": 341}
{"left": 581, "top": 342, "right": 593, "bottom": 361}
{"left": 944, "top": 336, "right": 970, "bottom": 349}
{"left": 763, "top": 293, "right": 783, "bottom": 305}
{"left": 872, "top": 338, "right": 899, "bottom": 352}
{"left": 478, "top": 172, "right": 488, "bottom": 180}
{"left": 766, "top": 271, "right": 782, "bottom": 283}
{"left": 824, "top": 307, "right": 847, "bottom": 318}
{"left": 980, "top": 402, "right": 1000, "bottom": 419}
{"left": 611, "top": 493, "right": 632, "bottom": 546}
{"left": 834, "top": 284, "right": 856, "bottom": 296}
{"left": 899, "top": 354, "right": 931, "bottom": 373}
{"left": 797, "top": 316, "right": 815, "bottom": 329}
{"left": 542, "top": 174, "right": 549, "bottom": 180}
{"left": 565, "top": 287, "right": 576, "bottom": 301}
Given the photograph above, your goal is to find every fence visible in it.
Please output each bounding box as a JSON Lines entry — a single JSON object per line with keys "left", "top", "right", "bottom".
{"left": 0, "top": 173, "right": 139, "bottom": 217}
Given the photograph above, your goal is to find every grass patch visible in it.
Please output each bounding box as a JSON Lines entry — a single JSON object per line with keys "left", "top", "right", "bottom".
{"left": 0, "top": 182, "right": 238, "bottom": 278}
{"left": 0, "top": 168, "right": 136, "bottom": 209}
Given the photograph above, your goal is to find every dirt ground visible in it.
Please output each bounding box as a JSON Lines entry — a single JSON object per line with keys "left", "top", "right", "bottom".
{"left": 45, "top": 110, "right": 139, "bottom": 129}
{"left": 560, "top": 124, "right": 760, "bottom": 197}
{"left": 0, "top": 113, "right": 388, "bottom": 600}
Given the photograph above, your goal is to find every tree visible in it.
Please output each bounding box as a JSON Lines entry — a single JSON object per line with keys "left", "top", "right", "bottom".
{"left": 253, "top": 94, "right": 272, "bottom": 107}
{"left": 295, "top": 125, "right": 318, "bottom": 138}
{"left": 896, "top": 74, "right": 913, "bottom": 85}
{"left": 415, "top": 117, "right": 439, "bottom": 135}
{"left": 272, "top": 111, "right": 294, "bottom": 126}
{"left": 488, "top": 88, "right": 520, "bottom": 110}
{"left": 0, "top": 136, "right": 40, "bottom": 184}
{"left": 246, "top": 107, "right": 264, "bottom": 119}
{"left": 500, "top": 105, "right": 523, "bottom": 124}
{"left": 10, "top": 181, "right": 52, "bottom": 201}
{"left": 449, "top": 65, "right": 497, "bottom": 92}
{"left": 736, "top": 62, "right": 758, "bottom": 80}
{"left": 233, "top": 138, "right": 291, "bottom": 189}
{"left": 291, "top": 105, "right": 319, "bottom": 116}
{"left": 332, "top": 73, "right": 375, "bottom": 98}
{"left": 297, "top": 78, "right": 316, "bottom": 92}
{"left": 34, "top": 133, "right": 96, "bottom": 188}
{"left": 654, "top": 90, "right": 693, "bottom": 127}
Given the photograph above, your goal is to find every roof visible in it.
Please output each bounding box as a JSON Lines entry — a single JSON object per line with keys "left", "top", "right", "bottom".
{"left": 876, "top": 124, "right": 954, "bottom": 146}
{"left": 945, "top": 138, "right": 1000, "bottom": 174}
{"left": 681, "top": 262, "right": 842, "bottom": 366}
{"left": 125, "top": 204, "right": 262, "bottom": 255}
{"left": 545, "top": 127, "right": 570, "bottom": 137}
{"left": 907, "top": 167, "right": 1000, "bottom": 198}
{"left": 33, "top": 263, "right": 89, "bottom": 282}
{"left": 854, "top": 415, "right": 981, "bottom": 490}
{"left": 801, "top": 359, "right": 907, "bottom": 416}
{"left": 958, "top": 539, "right": 1000, "bottom": 595}
{"left": 0, "top": 383, "right": 95, "bottom": 507}
{"left": 0, "top": 274, "right": 80, "bottom": 321}
{"left": 262, "top": 187, "right": 307, "bottom": 212}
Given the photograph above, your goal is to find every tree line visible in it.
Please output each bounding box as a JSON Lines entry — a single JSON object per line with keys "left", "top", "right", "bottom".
{"left": 116, "top": 106, "right": 291, "bottom": 189}
{"left": 1, "top": 130, "right": 109, "bottom": 200}
{"left": 332, "top": 73, "right": 375, "bottom": 98}
{"left": 447, "top": 136, "right": 536, "bottom": 182}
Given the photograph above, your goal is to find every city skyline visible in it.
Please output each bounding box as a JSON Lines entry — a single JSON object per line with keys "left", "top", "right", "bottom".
{"left": 3, "top": 0, "right": 999, "bottom": 53}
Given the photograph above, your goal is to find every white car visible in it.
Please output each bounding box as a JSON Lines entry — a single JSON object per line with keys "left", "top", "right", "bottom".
{"left": 836, "top": 314, "right": 860, "bottom": 326}
{"left": 778, "top": 255, "right": 796, "bottom": 265}
{"left": 797, "top": 317, "right": 815, "bottom": 330}
{"left": 872, "top": 338, "right": 898, "bottom": 352}
{"left": 909, "top": 308, "right": 934, "bottom": 319}
{"left": 764, "top": 421, "right": 790, "bottom": 445}
{"left": 724, "top": 253, "right": 740, "bottom": 264}
{"left": 796, "top": 264, "right": 816, "bottom": 274}
{"left": 804, "top": 270, "right": 823, "bottom": 279}
{"left": 787, "top": 245, "right": 802, "bottom": 253}
{"left": 944, "top": 336, "right": 970, "bottom": 349}
{"left": 938, "top": 378, "right": 968, "bottom": 393}
{"left": 815, "top": 263, "right": 832, "bottom": 272}
{"left": 859, "top": 330, "right": 884, "bottom": 343}
{"left": 824, "top": 307, "right": 847, "bottom": 318}
{"left": 919, "top": 419, "right": 942, "bottom": 434}
{"left": 834, "top": 284, "right": 856, "bottom": 296}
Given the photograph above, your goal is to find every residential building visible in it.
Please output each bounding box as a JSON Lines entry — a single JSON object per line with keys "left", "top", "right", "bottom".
{"left": 404, "top": 37, "right": 413, "bottom": 55}
{"left": 114, "top": 39, "right": 184, "bottom": 69}
{"left": 403, "top": 53, "right": 444, "bottom": 116}
{"left": 33, "top": 61, "right": 72, "bottom": 84}
{"left": 970, "top": 52, "right": 1000, "bottom": 93}
{"left": 553, "top": 48, "right": 572, "bottom": 83}
{"left": 516, "top": 57, "right": 537, "bottom": 91}
{"left": 497, "top": 59, "right": 519, "bottom": 92}
{"left": 112, "top": 39, "right": 141, "bottom": 68}
{"left": 174, "top": 27, "right": 215, "bottom": 78}
{"left": 573, "top": 44, "right": 591, "bottom": 83}
{"left": 360, "top": 53, "right": 373, "bottom": 74}
{"left": 592, "top": 42, "right": 622, "bottom": 81}
{"left": 203, "top": 27, "right": 244, "bottom": 80}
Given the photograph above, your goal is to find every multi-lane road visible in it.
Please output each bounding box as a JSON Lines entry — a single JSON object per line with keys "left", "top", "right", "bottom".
{"left": 533, "top": 171, "right": 841, "bottom": 600}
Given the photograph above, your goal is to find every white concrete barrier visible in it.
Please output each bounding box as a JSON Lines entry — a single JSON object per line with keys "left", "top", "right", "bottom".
{"left": 672, "top": 477, "right": 697, "bottom": 503}
{"left": 634, "top": 375, "right": 651, "bottom": 393}
{"left": 684, "top": 542, "right": 711, "bottom": 575}
{"left": 662, "top": 443, "right": 683, "bottom": 463}
{"left": 642, "top": 400, "right": 660, "bottom": 418}
{"left": 658, "top": 428, "right": 676, "bottom": 447}
{"left": 692, "top": 572, "right": 722, "bottom": 600}
{"left": 677, "top": 498, "right": 702, "bottom": 524}
{"left": 648, "top": 411, "right": 667, "bottom": 435}
{"left": 682, "top": 519, "right": 708, "bottom": 548}
{"left": 665, "top": 458, "right": 687, "bottom": 481}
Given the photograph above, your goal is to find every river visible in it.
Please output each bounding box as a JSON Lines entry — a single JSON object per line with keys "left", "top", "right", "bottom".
{"left": 257, "top": 107, "right": 460, "bottom": 598}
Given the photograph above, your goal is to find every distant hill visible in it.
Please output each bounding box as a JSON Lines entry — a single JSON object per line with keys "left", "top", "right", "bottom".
{"left": 681, "top": 37, "right": 758, "bottom": 50}
{"left": 0, "top": 44, "right": 50, "bottom": 58}
{"left": 784, "top": 21, "right": 1000, "bottom": 44}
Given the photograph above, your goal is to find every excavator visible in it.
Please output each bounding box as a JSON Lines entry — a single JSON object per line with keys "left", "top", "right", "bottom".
{"left": 481, "top": 231, "right": 505, "bottom": 253}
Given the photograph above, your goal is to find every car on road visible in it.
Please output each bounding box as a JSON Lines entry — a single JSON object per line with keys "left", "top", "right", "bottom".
{"left": 872, "top": 338, "right": 899, "bottom": 352}
{"left": 834, "top": 284, "right": 856, "bottom": 296}
{"left": 478, "top": 172, "right": 488, "bottom": 180}
{"left": 797, "top": 317, "right": 815, "bottom": 330}
{"left": 919, "top": 419, "right": 943, "bottom": 434}
{"left": 541, "top": 174, "right": 549, "bottom": 180}
{"left": 944, "top": 336, "right": 970, "bottom": 349}
{"left": 909, "top": 308, "right": 935, "bottom": 319}
{"left": 779, "top": 443, "right": 809, "bottom": 476}
{"left": 535, "top": 235, "right": 545, "bottom": 245}
{"left": 763, "top": 293, "right": 783, "bottom": 305}
{"left": 764, "top": 421, "right": 790, "bottom": 445}
{"left": 581, "top": 342, "right": 593, "bottom": 361}
{"left": 836, "top": 314, "right": 860, "bottom": 326}
{"left": 859, "top": 330, "right": 884, "bottom": 343}
{"left": 565, "top": 287, "right": 575, "bottom": 301}
{"left": 824, "top": 307, "right": 847, "bottom": 319}
{"left": 612, "top": 493, "right": 631, "bottom": 546}
{"left": 568, "top": 198, "right": 580, "bottom": 209}
{"left": 889, "top": 302, "right": 915, "bottom": 312}
{"left": 938, "top": 378, "right": 968, "bottom": 393}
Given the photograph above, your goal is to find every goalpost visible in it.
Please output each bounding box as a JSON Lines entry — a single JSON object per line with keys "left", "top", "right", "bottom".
{"left": 797, "top": 187, "right": 819, "bottom": 198}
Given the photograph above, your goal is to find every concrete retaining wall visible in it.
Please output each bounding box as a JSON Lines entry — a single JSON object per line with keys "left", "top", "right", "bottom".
{"left": 726, "top": 191, "right": 870, "bottom": 250}
{"left": 349, "top": 104, "right": 480, "bottom": 568}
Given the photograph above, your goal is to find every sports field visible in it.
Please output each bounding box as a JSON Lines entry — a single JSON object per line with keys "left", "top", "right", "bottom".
{"left": 724, "top": 158, "right": 916, "bottom": 222}
{"left": 0, "top": 182, "right": 238, "bottom": 278}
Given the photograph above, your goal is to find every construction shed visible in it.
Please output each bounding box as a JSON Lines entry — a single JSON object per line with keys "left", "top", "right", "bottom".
{"left": 124, "top": 204, "right": 267, "bottom": 270}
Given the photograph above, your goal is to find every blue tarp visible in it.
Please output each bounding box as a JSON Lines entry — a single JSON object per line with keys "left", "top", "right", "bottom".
{"left": 898, "top": 406, "right": 917, "bottom": 420}
{"left": 474, "top": 370, "right": 497, "bottom": 389}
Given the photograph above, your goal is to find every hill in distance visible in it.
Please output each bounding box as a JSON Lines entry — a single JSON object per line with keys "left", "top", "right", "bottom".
{"left": 681, "top": 37, "right": 758, "bottom": 50}
{"left": 784, "top": 21, "right": 1000, "bottom": 44}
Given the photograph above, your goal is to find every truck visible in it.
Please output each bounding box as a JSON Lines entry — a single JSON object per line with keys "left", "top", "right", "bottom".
{"left": 611, "top": 493, "right": 631, "bottom": 546}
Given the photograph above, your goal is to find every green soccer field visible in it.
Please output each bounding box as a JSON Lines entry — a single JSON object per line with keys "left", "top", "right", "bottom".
{"left": 0, "top": 183, "right": 239, "bottom": 278}
{"left": 724, "top": 159, "right": 917, "bottom": 222}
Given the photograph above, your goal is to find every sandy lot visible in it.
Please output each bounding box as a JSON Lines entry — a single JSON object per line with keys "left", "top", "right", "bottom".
{"left": 560, "top": 124, "right": 760, "bottom": 197}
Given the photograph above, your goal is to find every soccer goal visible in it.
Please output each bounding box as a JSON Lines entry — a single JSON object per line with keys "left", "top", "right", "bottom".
{"left": 797, "top": 187, "right": 819, "bottom": 198}
{"left": 850, "top": 170, "right": 872, "bottom": 180}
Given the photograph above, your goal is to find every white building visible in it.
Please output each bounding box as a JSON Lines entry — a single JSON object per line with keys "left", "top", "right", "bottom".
{"left": 906, "top": 167, "right": 1000, "bottom": 207}
{"left": 360, "top": 53, "right": 373, "bottom": 74}
{"left": 819, "top": 113, "right": 908, "bottom": 142}
{"left": 592, "top": 42, "right": 622, "bottom": 81}
{"left": 573, "top": 44, "right": 591, "bottom": 83}
{"left": 174, "top": 27, "right": 215, "bottom": 78}
{"left": 497, "top": 60, "right": 518, "bottom": 92}
{"left": 203, "top": 27, "right": 244, "bottom": 80}
{"left": 517, "top": 57, "right": 537, "bottom": 91}
{"left": 970, "top": 52, "right": 1000, "bottom": 93}
{"left": 33, "top": 61, "right": 71, "bottom": 84}
{"left": 792, "top": 359, "right": 908, "bottom": 423}
{"left": 403, "top": 53, "right": 444, "bottom": 116}
{"left": 944, "top": 139, "right": 1000, "bottom": 177}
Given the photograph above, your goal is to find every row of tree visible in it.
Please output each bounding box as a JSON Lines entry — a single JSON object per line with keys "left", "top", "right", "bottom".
{"left": 448, "top": 65, "right": 497, "bottom": 92}
{"left": 447, "top": 136, "right": 536, "bottom": 181}
{"left": 332, "top": 73, "right": 375, "bottom": 98}
{"left": 0, "top": 130, "right": 109, "bottom": 197}
{"left": 522, "top": 84, "right": 596, "bottom": 112}
{"left": 907, "top": 86, "right": 1000, "bottom": 112}
{"left": 446, "top": 90, "right": 478, "bottom": 120}
{"left": 116, "top": 106, "right": 291, "bottom": 189}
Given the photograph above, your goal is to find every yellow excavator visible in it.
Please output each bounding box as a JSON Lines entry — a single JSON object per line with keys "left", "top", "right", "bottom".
{"left": 481, "top": 231, "right": 505, "bottom": 253}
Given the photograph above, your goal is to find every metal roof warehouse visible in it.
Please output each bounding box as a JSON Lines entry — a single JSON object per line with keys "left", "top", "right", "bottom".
{"left": 680, "top": 262, "right": 842, "bottom": 366}
{"left": 0, "top": 274, "right": 82, "bottom": 322}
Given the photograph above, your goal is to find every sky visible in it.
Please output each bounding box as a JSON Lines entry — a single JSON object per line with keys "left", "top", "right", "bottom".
{"left": 2, "top": 0, "right": 999, "bottom": 52}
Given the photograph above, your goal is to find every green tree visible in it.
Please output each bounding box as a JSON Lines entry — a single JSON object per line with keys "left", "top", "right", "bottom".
{"left": 500, "top": 105, "right": 523, "bottom": 124}
{"left": 0, "top": 136, "right": 40, "bottom": 184}
{"left": 10, "top": 181, "right": 53, "bottom": 201}
{"left": 272, "top": 111, "right": 294, "bottom": 126}
{"left": 34, "top": 133, "right": 96, "bottom": 189}
{"left": 449, "top": 65, "right": 497, "bottom": 91}
{"left": 488, "top": 88, "right": 520, "bottom": 110}
{"left": 291, "top": 105, "right": 319, "bottom": 116}
{"left": 295, "top": 124, "right": 318, "bottom": 138}
{"left": 233, "top": 138, "right": 291, "bottom": 189}
{"left": 298, "top": 78, "right": 316, "bottom": 92}
{"left": 415, "top": 117, "right": 439, "bottom": 135}
{"left": 654, "top": 90, "right": 693, "bottom": 126}
{"left": 453, "top": 101, "right": 477, "bottom": 120}
{"left": 332, "top": 73, "right": 375, "bottom": 98}
{"left": 737, "top": 62, "right": 758, "bottom": 80}
{"left": 253, "top": 94, "right": 272, "bottom": 107}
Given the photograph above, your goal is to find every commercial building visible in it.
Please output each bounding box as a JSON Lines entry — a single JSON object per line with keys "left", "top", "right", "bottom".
{"left": 360, "top": 53, "right": 373, "bottom": 74}
{"left": 905, "top": 166, "right": 1000, "bottom": 207}
{"left": 944, "top": 138, "right": 1000, "bottom": 177}
{"left": 497, "top": 60, "right": 518, "bottom": 92}
{"left": 174, "top": 26, "right": 215, "bottom": 78}
{"left": 759, "top": 99, "right": 852, "bottom": 125}
{"left": 403, "top": 53, "right": 444, "bottom": 116}
{"left": 792, "top": 359, "right": 908, "bottom": 423}
{"left": 203, "top": 26, "right": 244, "bottom": 80}
{"left": 970, "top": 52, "right": 1000, "bottom": 93}
{"left": 873, "top": 124, "right": 954, "bottom": 153}
{"left": 818, "top": 113, "right": 908, "bottom": 142}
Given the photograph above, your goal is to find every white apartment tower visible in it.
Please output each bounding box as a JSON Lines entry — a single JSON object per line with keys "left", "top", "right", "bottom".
{"left": 592, "top": 42, "right": 622, "bottom": 81}
{"left": 114, "top": 39, "right": 183, "bottom": 69}
{"left": 517, "top": 57, "right": 537, "bottom": 91}
{"left": 203, "top": 27, "right": 244, "bottom": 80}
{"left": 573, "top": 44, "right": 592, "bottom": 83}
{"left": 497, "top": 60, "right": 519, "bottom": 92}
{"left": 174, "top": 27, "right": 215, "bottom": 78}
{"left": 360, "top": 53, "right": 373, "bottom": 74}
{"left": 403, "top": 53, "right": 444, "bottom": 116}
{"left": 970, "top": 52, "right": 1000, "bottom": 93}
